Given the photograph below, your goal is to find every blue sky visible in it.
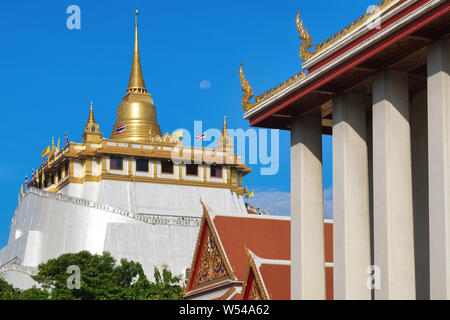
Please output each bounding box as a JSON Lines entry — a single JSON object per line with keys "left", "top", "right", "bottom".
{"left": 0, "top": 0, "right": 376, "bottom": 248}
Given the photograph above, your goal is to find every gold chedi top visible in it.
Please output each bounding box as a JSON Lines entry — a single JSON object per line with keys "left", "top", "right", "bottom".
{"left": 110, "top": 9, "right": 162, "bottom": 143}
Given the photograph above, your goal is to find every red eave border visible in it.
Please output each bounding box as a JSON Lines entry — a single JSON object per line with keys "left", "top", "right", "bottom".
{"left": 250, "top": 0, "right": 449, "bottom": 127}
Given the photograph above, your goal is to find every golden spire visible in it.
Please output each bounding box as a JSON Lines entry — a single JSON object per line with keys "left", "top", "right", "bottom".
{"left": 88, "top": 101, "right": 95, "bottom": 124}
{"left": 110, "top": 9, "right": 162, "bottom": 143}
{"left": 222, "top": 116, "right": 228, "bottom": 136}
{"left": 127, "top": 8, "right": 147, "bottom": 93}
{"left": 84, "top": 101, "right": 102, "bottom": 143}
{"left": 217, "top": 116, "right": 234, "bottom": 154}
{"left": 239, "top": 63, "right": 254, "bottom": 112}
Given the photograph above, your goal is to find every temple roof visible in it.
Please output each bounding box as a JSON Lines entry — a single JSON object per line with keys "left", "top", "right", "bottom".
{"left": 239, "top": 0, "right": 404, "bottom": 114}
{"left": 184, "top": 204, "right": 291, "bottom": 298}
{"left": 310, "top": 0, "right": 401, "bottom": 62}
{"left": 184, "top": 203, "right": 334, "bottom": 300}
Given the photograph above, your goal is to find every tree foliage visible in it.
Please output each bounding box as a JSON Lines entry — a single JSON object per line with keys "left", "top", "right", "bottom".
{"left": 0, "top": 251, "right": 183, "bottom": 300}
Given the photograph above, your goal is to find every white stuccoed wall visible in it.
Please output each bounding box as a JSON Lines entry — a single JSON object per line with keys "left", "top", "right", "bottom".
{"left": 0, "top": 188, "right": 208, "bottom": 289}
{"left": 59, "top": 180, "right": 247, "bottom": 216}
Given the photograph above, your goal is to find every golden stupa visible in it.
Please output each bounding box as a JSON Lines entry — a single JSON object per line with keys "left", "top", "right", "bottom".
{"left": 110, "top": 9, "right": 162, "bottom": 142}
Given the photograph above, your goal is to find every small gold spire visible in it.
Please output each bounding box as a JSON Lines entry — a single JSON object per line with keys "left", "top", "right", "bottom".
{"left": 88, "top": 101, "right": 96, "bottom": 124}
{"left": 83, "top": 101, "right": 102, "bottom": 143}
{"left": 127, "top": 7, "right": 147, "bottom": 93}
{"left": 217, "top": 116, "right": 234, "bottom": 154}
{"left": 222, "top": 116, "right": 228, "bottom": 136}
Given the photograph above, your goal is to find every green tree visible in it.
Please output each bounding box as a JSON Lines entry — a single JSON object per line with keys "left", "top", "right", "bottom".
{"left": 28, "top": 251, "right": 183, "bottom": 300}
{"left": 148, "top": 267, "right": 183, "bottom": 300}
{"left": 20, "top": 287, "right": 50, "bottom": 300}
{"left": 0, "top": 275, "right": 21, "bottom": 300}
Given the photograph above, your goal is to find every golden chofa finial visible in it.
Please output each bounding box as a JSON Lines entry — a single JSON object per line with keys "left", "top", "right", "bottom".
{"left": 296, "top": 10, "right": 314, "bottom": 63}
{"left": 239, "top": 63, "right": 254, "bottom": 112}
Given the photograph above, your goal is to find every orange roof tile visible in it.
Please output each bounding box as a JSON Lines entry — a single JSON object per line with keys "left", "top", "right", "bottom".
{"left": 212, "top": 215, "right": 291, "bottom": 280}
{"left": 258, "top": 264, "right": 291, "bottom": 300}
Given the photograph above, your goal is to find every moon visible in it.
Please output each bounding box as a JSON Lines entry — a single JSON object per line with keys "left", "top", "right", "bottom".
{"left": 200, "top": 80, "right": 212, "bottom": 90}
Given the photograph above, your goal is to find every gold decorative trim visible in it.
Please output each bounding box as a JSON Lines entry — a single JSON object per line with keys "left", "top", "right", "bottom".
{"left": 62, "top": 172, "right": 245, "bottom": 195}
{"left": 243, "top": 70, "right": 307, "bottom": 113}
{"left": 314, "top": 0, "right": 397, "bottom": 56}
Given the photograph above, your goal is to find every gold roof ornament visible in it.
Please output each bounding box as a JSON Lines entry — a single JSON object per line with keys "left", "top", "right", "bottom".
{"left": 110, "top": 8, "right": 162, "bottom": 143}
{"left": 239, "top": 63, "right": 254, "bottom": 112}
{"left": 296, "top": 10, "right": 314, "bottom": 63}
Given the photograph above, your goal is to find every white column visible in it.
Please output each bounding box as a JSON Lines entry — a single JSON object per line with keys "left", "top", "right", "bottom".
{"left": 410, "top": 89, "right": 429, "bottom": 300}
{"left": 291, "top": 115, "right": 326, "bottom": 300}
{"left": 428, "top": 39, "right": 450, "bottom": 300}
{"left": 372, "top": 70, "right": 415, "bottom": 300}
{"left": 333, "top": 93, "right": 371, "bottom": 300}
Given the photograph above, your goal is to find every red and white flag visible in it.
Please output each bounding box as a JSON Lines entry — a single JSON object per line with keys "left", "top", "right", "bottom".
{"left": 195, "top": 132, "right": 206, "bottom": 142}
{"left": 116, "top": 125, "right": 126, "bottom": 135}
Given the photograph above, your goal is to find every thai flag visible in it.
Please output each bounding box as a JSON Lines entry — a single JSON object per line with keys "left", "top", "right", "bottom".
{"left": 195, "top": 132, "right": 206, "bottom": 142}
{"left": 25, "top": 175, "right": 28, "bottom": 188}
{"left": 65, "top": 132, "right": 69, "bottom": 145}
{"left": 116, "top": 125, "right": 126, "bottom": 134}
{"left": 31, "top": 170, "right": 34, "bottom": 181}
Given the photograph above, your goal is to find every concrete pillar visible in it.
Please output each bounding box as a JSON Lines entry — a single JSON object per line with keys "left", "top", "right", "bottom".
{"left": 291, "top": 115, "right": 326, "bottom": 300}
{"left": 372, "top": 70, "right": 416, "bottom": 299}
{"left": 428, "top": 39, "right": 450, "bottom": 300}
{"left": 332, "top": 93, "right": 371, "bottom": 299}
{"left": 410, "top": 89, "right": 430, "bottom": 300}
{"left": 367, "top": 114, "right": 375, "bottom": 300}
